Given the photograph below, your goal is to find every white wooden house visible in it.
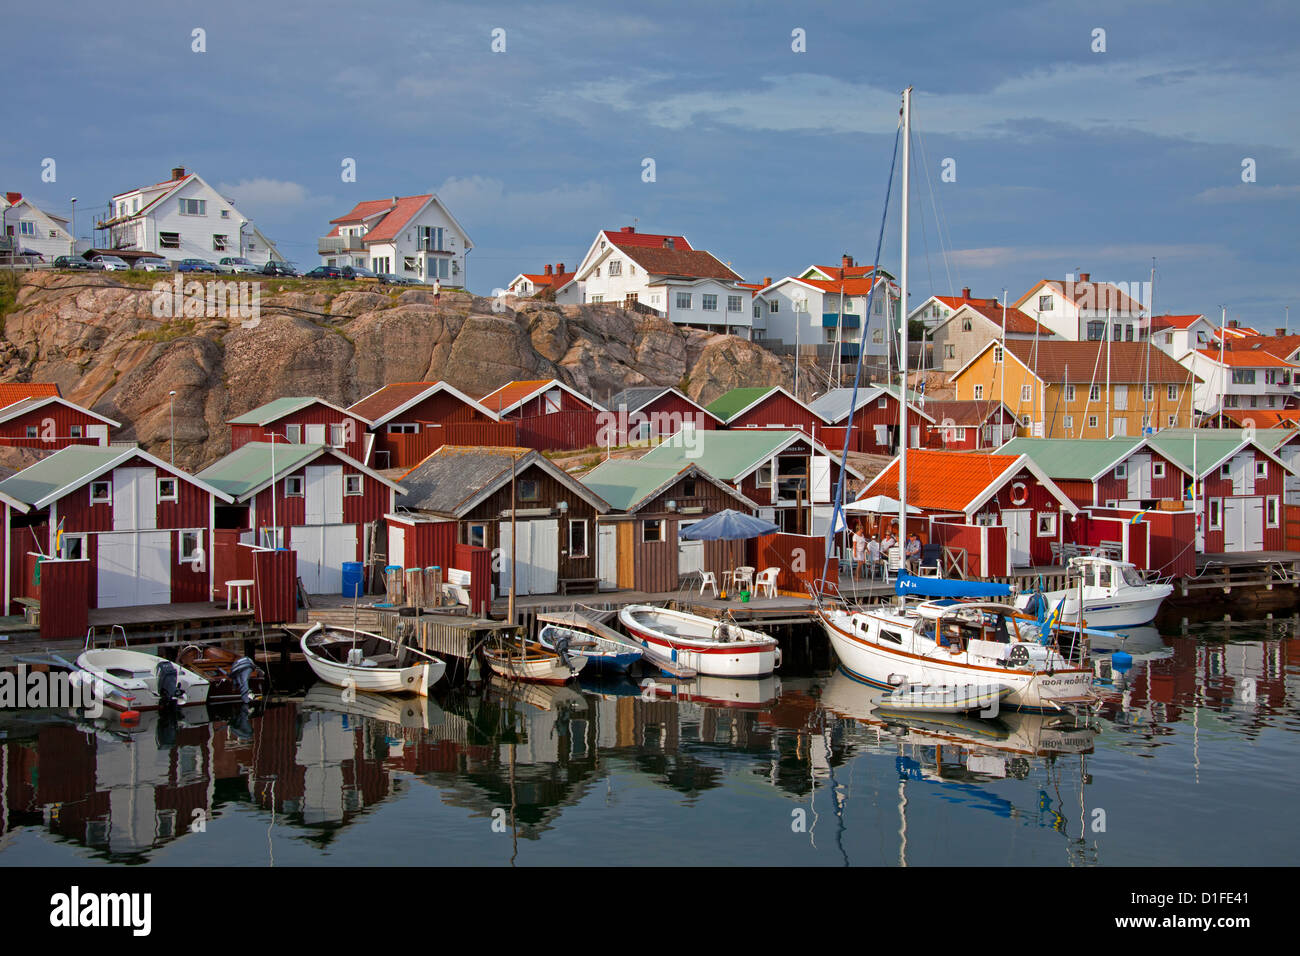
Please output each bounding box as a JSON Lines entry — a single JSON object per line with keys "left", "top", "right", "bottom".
{"left": 319, "top": 193, "right": 472, "bottom": 286}
{"left": 1, "top": 192, "right": 73, "bottom": 261}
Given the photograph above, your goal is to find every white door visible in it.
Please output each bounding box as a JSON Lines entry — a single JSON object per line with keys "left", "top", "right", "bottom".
{"left": 1229, "top": 454, "right": 1254, "bottom": 495}
{"left": 1112, "top": 418, "right": 1127, "bottom": 437}
{"left": 910, "top": 425, "right": 921, "bottom": 447}
{"left": 1003, "top": 510, "right": 1031, "bottom": 566}
{"left": 390, "top": 525, "right": 406, "bottom": 569}
{"left": 498, "top": 521, "right": 520, "bottom": 594}
{"left": 597, "top": 523, "right": 618, "bottom": 589}
{"left": 291, "top": 524, "right": 356, "bottom": 593}
{"left": 1244, "top": 498, "right": 1264, "bottom": 551}
{"left": 1128, "top": 454, "right": 1151, "bottom": 500}
{"left": 304, "top": 424, "right": 326, "bottom": 445}
{"left": 305, "top": 465, "right": 344, "bottom": 525}
{"left": 530, "top": 520, "right": 559, "bottom": 594}
{"left": 112, "top": 468, "right": 157, "bottom": 531}
{"left": 97, "top": 531, "right": 171, "bottom": 608}
{"left": 811, "top": 456, "right": 831, "bottom": 503}
{"left": 87, "top": 424, "right": 108, "bottom": 446}
{"left": 678, "top": 520, "right": 703, "bottom": 576}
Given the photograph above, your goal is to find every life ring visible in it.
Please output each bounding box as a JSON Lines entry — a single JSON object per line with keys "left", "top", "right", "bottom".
{"left": 1010, "top": 481, "right": 1028, "bottom": 506}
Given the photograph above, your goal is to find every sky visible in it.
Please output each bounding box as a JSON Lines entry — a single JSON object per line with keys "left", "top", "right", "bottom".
{"left": 3, "top": 0, "right": 1298, "bottom": 328}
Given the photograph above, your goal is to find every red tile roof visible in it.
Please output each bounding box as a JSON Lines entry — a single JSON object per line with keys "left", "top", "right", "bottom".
{"left": 954, "top": 300, "right": 1053, "bottom": 335}
{"left": 814, "top": 264, "right": 887, "bottom": 281}
{"left": 919, "top": 400, "right": 1007, "bottom": 426}
{"left": 1017, "top": 278, "right": 1146, "bottom": 316}
{"left": 330, "top": 199, "right": 402, "bottom": 225}
{"left": 1219, "top": 408, "right": 1300, "bottom": 429}
{"left": 1149, "top": 313, "right": 1206, "bottom": 331}
{"left": 864, "top": 449, "right": 1022, "bottom": 512}
{"left": 1195, "top": 348, "right": 1298, "bottom": 368}
{"left": 935, "top": 294, "right": 1000, "bottom": 310}
{"left": 0, "top": 382, "right": 61, "bottom": 409}
{"left": 1002, "top": 340, "right": 1193, "bottom": 383}
{"left": 614, "top": 245, "right": 740, "bottom": 281}
{"left": 520, "top": 270, "right": 577, "bottom": 290}
{"left": 328, "top": 195, "right": 433, "bottom": 245}
{"left": 348, "top": 383, "right": 441, "bottom": 423}
{"left": 602, "top": 229, "right": 694, "bottom": 251}
{"left": 799, "top": 277, "right": 891, "bottom": 295}
{"left": 1229, "top": 334, "right": 1300, "bottom": 361}
{"left": 479, "top": 380, "right": 553, "bottom": 414}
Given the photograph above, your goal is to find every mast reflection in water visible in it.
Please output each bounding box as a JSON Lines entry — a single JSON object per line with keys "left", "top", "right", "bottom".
{"left": 1, "top": 619, "right": 1297, "bottom": 866}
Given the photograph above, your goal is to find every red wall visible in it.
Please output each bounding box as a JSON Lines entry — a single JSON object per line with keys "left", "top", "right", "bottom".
{"left": 975, "top": 468, "right": 1067, "bottom": 566}
{"left": 0, "top": 404, "right": 108, "bottom": 448}
{"left": 374, "top": 420, "right": 518, "bottom": 468}
{"left": 928, "top": 521, "right": 1009, "bottom": 577}
{"left": 728, "top": 393, "right": 823, "bottom": 439}
{"left": 452, "top": 543, "right": 492, "bottom": 616}
{"left": 231, "top": 404, "right": 368, "bottom": 463}
{"left": 503, "top": 387, "right": 596, "bottom": 420}
{"left": 514, "top": 409, "right": 600, "bottom": 451}
{"left": 386, "top": 518, "right": 458, "bottom": 569}
{"left": 38, "top": 559, "right": 90, "bottom": 640}
{"left": 1196, "top": 449, "right": 1286, "bottom": 552}
{"left": 754, "top": 532, "right": 826, "bottom": 595}
{"left": 608, "top": 393, "right": 719, "bottom": 444}
{"left": 253, "top": 548, "right": 297, "bottom": 624}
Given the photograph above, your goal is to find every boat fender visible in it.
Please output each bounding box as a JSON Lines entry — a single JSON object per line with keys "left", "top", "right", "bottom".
{"left": 1006, "top": 644, "right": 1030, "bottom": 667}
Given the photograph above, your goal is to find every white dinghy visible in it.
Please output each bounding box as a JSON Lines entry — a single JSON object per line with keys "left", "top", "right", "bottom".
{"left": 300, "top": 622, "right": 446, "bottom": 697}
{"left": 70, "top": 648, "right": 210, "bottom": 711}
{"left": 618, "top": 605, "right": 781, "bottom": 677}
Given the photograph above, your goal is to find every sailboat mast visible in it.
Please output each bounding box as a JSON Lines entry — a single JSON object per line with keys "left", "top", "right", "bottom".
{"left": 898, "top": 86, "right": 911, "bottom": 564}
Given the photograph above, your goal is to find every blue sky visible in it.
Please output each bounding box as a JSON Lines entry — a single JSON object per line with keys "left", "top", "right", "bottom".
{"left": 4, "top": 0, "right": 1297, "bottom": 327}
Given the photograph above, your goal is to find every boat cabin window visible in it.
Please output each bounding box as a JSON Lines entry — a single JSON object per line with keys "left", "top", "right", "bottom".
{"left": 1098, "top": 565, "right": 1113, "bottom": 589}
{"left": 1121, "top": 565, "right": 1145, "bottom": 587}
{"left": 879, "top": 628, "right": 904, "bottom": 645}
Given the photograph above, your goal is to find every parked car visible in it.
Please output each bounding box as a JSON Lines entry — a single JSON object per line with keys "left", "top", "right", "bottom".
{"left": 91, "top": 255, "right": 132, "bottom": 271}
{"left": 134, "top": 257, "right": 171, "bottom": 272}
{"left": 348, "top": 265, "right": 381, "bottom": 282}
{"left": 176, "top": 258, "right": 217, "bottom": 273}
{"left": 262, "top": 260, "right": 299, "bottom": 277}
{"left": 215, "top": 256, "right": 262, "bottom": 275}
{"left": 304, "top": 265, "right": 353, "bottom": 279}
{"left": 377, "top": 273, "right": 415, "bottom": 286}
{"left": 52, "top": 256, "right": 95, "bottom": 271}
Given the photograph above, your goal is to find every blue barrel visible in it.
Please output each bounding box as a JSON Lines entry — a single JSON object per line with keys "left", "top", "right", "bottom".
{"left": 342, "top": 561, "right": 364, "bottom": 597}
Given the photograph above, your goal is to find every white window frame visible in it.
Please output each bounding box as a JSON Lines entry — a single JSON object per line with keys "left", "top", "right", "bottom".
{"left": 643, "top": 519, "right": 663, "bottom": 543}
{"left": 608, "top": 260, "right": 622, "bottom": 277}
{"left": 973, "top": 385, "right": 984, "bottom": 401}
{"left": 1255, "top": 460, "right": 1268, "bottom": 479}
{"left": 1208, "top": 498, "right": 1222, "bottom": 531}
{"left": 90, "top": 480, "right": 112, "bottom": 505}
{"left": 1088, "top": 415, "right": 1099, "bottom": 429}
{"left": 467, "top": 523, "right": 487, "bottom": 548}
{"left": 1020, "top": 385, "right": 1032, "bottom": 403}
{"left": 1153, "top": 461, "right": 1166, "bottom": 479}
{"left": 1114, "top": 463, "right": 1128, "bottom": 480}
{"left": 178, "top": 198, "right": 206, "bottom": 216}
{"left": 1036, "top": 513, "right": 1057, "bottom": 537}
{"left": 1065, "top": 385, "right": 1076, "bottom": 402}
{"left": 157, "top": 477, "right": 178, "bottom": 502}
{"left": 178, "top": 529, "right": 203, "bottom": 562}
{"left": 330, "top": 423, "right": 347, "bottom": 448}
{"left": 59, "top": 532, "right": 87, "bottom": 560}
{"left": 568, "top": 519, "right": 588, "bottom": 558}
{"left": 1267, "top": 496, "right": 1280, "bottom": 528}
{"left": 1167, "top": 385, "right": 1178, "bottom": 401}
{"left": 702, "top": 294, "right": 718, "bottom": 312}
{"left": 285, "top": 475, "right": 304, "bottom": 497}
{"left": 259, "top": 526, "right": 284, "bottom": 549}
{"left": 676, "top": 292, "right": 692, "bottom": 310}
{"left": 1063, "top": 415, "right": 1074, "bottom": 430}
{"left": 284, "top": 424, "right": 301, "bottom": 443}
{"left": 344, "top": 474, "right": 363, "bottom": 496}
{"left": 1089, "top": 385, "right": 1101, "bottom": 402}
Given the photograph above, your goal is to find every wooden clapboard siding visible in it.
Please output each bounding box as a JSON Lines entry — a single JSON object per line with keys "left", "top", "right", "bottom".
{"left": 617, "top": 521, "right": 634, "bottom": 588}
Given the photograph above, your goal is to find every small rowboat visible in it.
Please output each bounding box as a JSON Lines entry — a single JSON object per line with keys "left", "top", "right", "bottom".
{"left": 618, "top": 605, "right": 781, "bottom": 677}
{"left": 483, "top": 637, "right": 587, "bottom": 685}
{"left": 300, "top": 622, "right": 445, "bottom": 697}
{"left": 876, "top": 682, "right": 1013, "bottom": 716}
{"left": 537, "top": 622, "right": 642, "bottom": 673}
{"left": 177, "top": 644, "right": 264, "bottom": 704}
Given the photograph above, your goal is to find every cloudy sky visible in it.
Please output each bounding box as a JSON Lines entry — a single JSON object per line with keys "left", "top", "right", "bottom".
{"left": 4, "top": 0, "right": 1297, "bottom": 327}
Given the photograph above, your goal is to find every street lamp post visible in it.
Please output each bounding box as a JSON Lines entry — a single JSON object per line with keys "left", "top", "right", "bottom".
{"left": 169, "top": 390, "right": 176, "bottom": 465}
{"left": 70, "top": 198, "right": 76, "bottom": 255}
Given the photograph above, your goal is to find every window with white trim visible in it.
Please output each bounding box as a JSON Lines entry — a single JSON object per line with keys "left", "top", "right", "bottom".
{"left": 1167, "top": 385, "right": 1178, "bottom": 401}
{"left": 59, "top": 533, "right": 87, "bottom": 560}
{"left": 179, "top": 529, "right": 202, "bottom": 561}
{"left": 1036, "top": 513, "right": 1057, "bottom": 537}
{"left": 973, "top": 385, "right": 984, "bottom": 401}
{"left": 1065, "top": 385, "right": 1076, "bottom": 402}
{"left": 330, "top": 423, "right": 347, "bottom": 447}
{"left": 1267, "top": 496, "right": 1280, "bottom": 528}
{"left": 1114, "top": 463, "right": 1128, "bottom": 479}
{"left": 1088, "top": 415, "right": 1099, "bottom": 429}
{"left": 285, "top": 424, "right": 301, "bottom": 443}
{"left": 643, "top": 519, "right": 663, "bottom": 543}
{"left": 1153, "top": 461, "right": 1166, "bottom": 478}
{"left": 569, "top": 519, "right": 588, "bottom": 558}
{"left": 608, "top": 260, "right": 622, "bottom": 276}
{"left": 157, "top": 477, "right": 178, "bottom": 501}
{"left": 259, "top": 527, "right": 284, "bottom": 549}
{"left": 467, "top": 523, "right": 486, "bottom": 548}
{"left": 285, "top": 475, "right": 304, "bottom": 496}
{"left": 1256, "top": 460, "right": 1268, "bottom": 479}
{"left": 728, "top": 295, "right": 742, "bottom": 313}
{"left": 1020, "top": 385, "right": 1032, "bottom": 403}
{"left": 345, "top": 474, "right": 363, "bottom": 496}
{"left": 90, "top": 480, "right": 111, "bottom": 505}
{"left": 1208, "top": 498, "right": 1222, "bottom": 530}
{"left": 1089, "top": 385, "right": 1101, "bottom": 402}
{"left": 702, "top": 294, "right": 718, "bottom": 312}
{"left": 1063, "top": 415, "right": 1074, "bottom": 430}
{"left": 179, "top": 198, "right": 206, "bottom": 216}
{"left": 676, "top": 292, "right": 692, "bottom": 310}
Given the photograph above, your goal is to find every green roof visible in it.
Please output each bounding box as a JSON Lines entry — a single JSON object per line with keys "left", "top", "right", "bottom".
{"left": 580, "top": 460, "right": 693, "bottom": 511}
{"left": 1145, "top": 435, "right": 1251, "bottom": 477}
{"left": 196, "top": 441, "right": 324, "bottom": 498}
{"left": 227, "top": 397, "right": 318, "bottom": 426}
{"left": 999, "top": 437, "right": 1142, "bottom": 480}
{"left": 639, "top": 428, "right": 796, "bottom": 480}
{"left": 1156, "top": 427, "right": 1296, "bottom": 452}
{"left": 0, "top": 445, "right": 133, "bottom": 506}
{"left": 704, "top": 387, "right": 777, "bottom": 422}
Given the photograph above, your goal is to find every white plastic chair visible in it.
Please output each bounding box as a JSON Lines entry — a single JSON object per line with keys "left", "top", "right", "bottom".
{"left": 699, "top": 571, "right": 718, "bottom": 598}
{"left": 884, "top": 547, "right": 903, "bottom": 583}
{"left": 755, "top": 567, "right": 779, "bottom": 599}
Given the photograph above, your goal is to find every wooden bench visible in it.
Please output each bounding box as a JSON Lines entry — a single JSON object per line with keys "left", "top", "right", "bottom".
{"left": 559, "top": 577, "right": 600, "bottom": 595}
{"left": 14, "top": 597, "right": 39, "bottom": 625}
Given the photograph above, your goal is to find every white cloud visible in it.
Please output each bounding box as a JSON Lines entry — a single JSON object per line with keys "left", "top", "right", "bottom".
{"left": 948, "top": 243, "right": 1225, "bottom": 270}
{"left": 562, "top": 62, "right": 1300, "bottom": 152}
{"left": 1194, "top": 184, "right": 1300, "bottom": 203}
{"left": 216, "top": 178, "right": 323, "bottom": 208}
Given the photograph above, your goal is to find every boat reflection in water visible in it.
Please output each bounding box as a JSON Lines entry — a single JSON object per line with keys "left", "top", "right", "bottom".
{"left": 0, "top": 617, "right": 1295, "bottom": 866}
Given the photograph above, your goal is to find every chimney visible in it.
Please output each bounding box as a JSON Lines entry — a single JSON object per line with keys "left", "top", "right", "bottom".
{"left": 1078, "top": 272, "right": 1090, "bottom": 283}
{"left": 961, "top": 286, "right": 971, "bottom": 299}
{"left": 170, "top": 167, "right": 186, "bottom": 181}
{"left": 1229, "top": 320, "right": 1239, "bottom": 329}
{"left": 556, "top": 262, "right": 565, "bottom": 274}
{"left": 621, "top": 226, "right": 636, "bottom": 233}
{"left": 763, "top": 277, "right": 772, "bottom": 287}
{"left": 544, "top": 264, "right": 553, "bottom": 276}
{"left": 842, "top": 254, "right": 853, "bottom": 269}
{"left": 663, "top": 237, "right": 673, "bottom": 249}
{"left": 4, "top": 192, "right": 21, "bottom": 205}
{"left": 1277, "top": 328, "right": 1287, "bottom": 336}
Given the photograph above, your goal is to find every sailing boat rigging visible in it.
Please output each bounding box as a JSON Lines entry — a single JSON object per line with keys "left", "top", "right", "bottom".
{"left": 815, "top": 87, "right": 1096, "bottom": 715}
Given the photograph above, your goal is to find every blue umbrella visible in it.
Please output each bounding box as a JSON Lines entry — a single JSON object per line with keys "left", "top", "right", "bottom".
{"left": 679, "top": 509, "right": 779, "bottom": 541}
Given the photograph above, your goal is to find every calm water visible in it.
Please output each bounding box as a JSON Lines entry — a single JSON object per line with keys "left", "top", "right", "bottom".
{"left": 2, "top": 619, "right": 1297, "bottom": 866}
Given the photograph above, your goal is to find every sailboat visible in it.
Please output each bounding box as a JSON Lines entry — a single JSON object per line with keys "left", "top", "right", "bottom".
{"left": 814, "top": 87, "right": 1095, "bottom": 714}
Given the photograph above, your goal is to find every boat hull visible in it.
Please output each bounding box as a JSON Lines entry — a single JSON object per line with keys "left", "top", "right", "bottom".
{"left": 618, "top": 605, "right": 780, "bottom": 677}
{"left": 300, "top": 627, "right": 445, "bottom": 697}
{"left": 819, "top": 609, "right": 1093, "bottom": 713}
{"left": 483, "top": 650, "right": 588, "bottom": 685}
{"left": 70, "top": 650, "right": 211, "bottom": 711}
{"left": 1031, "top": 589, "right": 1171, "bottom": 629}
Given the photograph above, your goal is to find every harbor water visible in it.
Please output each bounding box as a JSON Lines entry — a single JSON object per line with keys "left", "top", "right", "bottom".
{"left": 1, "top": 618, "right": 1296, "bottom": 866}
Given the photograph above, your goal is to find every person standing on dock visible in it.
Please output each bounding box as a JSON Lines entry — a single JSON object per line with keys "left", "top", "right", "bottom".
{"left": 852, "top": 524, "right": 867, "bottom": 580}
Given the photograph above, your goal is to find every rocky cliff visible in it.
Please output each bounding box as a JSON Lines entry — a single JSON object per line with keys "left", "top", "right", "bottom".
{"left": 0, "top": 272, "right": 791, "bottom": 471}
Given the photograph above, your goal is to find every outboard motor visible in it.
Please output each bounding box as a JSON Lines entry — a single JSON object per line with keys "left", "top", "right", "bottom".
{"left": 230, "top": 657, "right": 258, "bottom": 704}
{"left": 552, "top": 630, "right": 572, "bottom": 667}
{"left": 155, "top": 659, "right": 184, "bottom": 708}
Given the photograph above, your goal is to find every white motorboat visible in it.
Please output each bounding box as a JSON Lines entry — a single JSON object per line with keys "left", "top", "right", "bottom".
{"left": 618, "top": 605, "right": 781, "bottom": 677}
{"left": 876, "top": 682, "right": 1013, "bottom": 716}
{"left": 69, "top": 648, "right": 210, "bottom": 711}
{"left": 483, "top": 637, "right": 587, "bottom": 685}
{"left": 300, "top": 622, "right": 446, "bottom": 697}
{"left": 817, "top": 599, "right": 1095, "bottom": 712}
{"left": 537, "top": 621, "right": 643, "bottom": 673}
{"left": 1016, "top": 555, "right": 1172, "bottom": 629}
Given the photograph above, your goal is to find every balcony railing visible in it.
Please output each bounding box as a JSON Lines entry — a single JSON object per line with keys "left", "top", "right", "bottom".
{"left": 318, "top": 235, "right": 365, "bottom": 255}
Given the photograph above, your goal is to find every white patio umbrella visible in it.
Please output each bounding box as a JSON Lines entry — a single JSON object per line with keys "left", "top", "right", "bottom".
{"left": 843, "top": 495, "right": 922, "bottom": 515}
